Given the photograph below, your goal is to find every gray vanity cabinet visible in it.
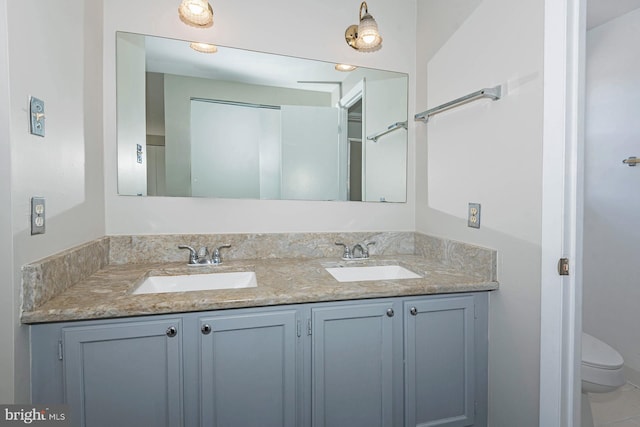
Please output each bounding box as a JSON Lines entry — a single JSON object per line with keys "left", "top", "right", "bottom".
{"left": 30, "top": 292, "right": 488, "bottom": 427}
{"left": 197, "top": 309, "right": 300, "bottom": 427}
{"left": 60, "top": 318, "right": 183, "bottom": 427}
{"left": 404, "top": 294, "right": 488, "bottom": 427}
{"left": 310, "top": 300, "right": 402, "bottom": 427}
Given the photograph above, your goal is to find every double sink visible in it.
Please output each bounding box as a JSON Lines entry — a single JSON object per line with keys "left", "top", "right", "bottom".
{"left": 133, "top": 264, "right": 421, "bottom": 295}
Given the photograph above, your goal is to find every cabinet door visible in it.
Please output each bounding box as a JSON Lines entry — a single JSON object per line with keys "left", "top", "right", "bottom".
{"left": 312, "top": 301, "right": 398, "bottom": 427}
{"left": 62, "top": 318, "right": 183, "bottom": 427}
{"left": 199, "top": 310, "right": 299, "bottom": 427}
{"left": 404, "top": 296, "right": 475, "bottom": 427}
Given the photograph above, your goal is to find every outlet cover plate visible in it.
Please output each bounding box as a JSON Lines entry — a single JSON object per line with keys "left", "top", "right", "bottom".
{"left": 468, "top": 202, "right": 481, "bottom": 229}
{"left": 31, "top": 197, "right": 45, "bottom": 235}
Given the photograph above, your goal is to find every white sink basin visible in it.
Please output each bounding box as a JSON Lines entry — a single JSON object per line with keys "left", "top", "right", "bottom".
{"left": 325, "top": 265, "right": 421, "bottom": 282}
{"left": 133, "top": 272, "right": 257, "bottom": 295}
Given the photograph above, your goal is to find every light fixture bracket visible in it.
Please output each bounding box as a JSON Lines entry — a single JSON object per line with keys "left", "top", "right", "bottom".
{"left": 345, "top": 25, "right": 359, "bottom": 49}
{"left": 359, "top": 1, "right": 370, "bottom": 20}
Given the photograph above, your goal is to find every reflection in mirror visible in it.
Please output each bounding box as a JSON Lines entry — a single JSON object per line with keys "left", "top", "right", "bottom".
{"left": 116, "top": 32, "right": 408, "bottom": 202}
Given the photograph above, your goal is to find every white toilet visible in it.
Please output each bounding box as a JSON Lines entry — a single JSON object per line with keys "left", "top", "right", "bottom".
{"left": 581, "top": 332, "right": 626, "bottom": 427}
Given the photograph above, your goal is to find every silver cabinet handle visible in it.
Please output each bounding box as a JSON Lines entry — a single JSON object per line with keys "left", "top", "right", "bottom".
{"left": 410, "top": 307, "right": 418, "bottom": 316}
{"left": 386, "top": 308, "right": 394, "bottom": 317}
{"left": 166, "top": 326, "right": 177, "bottom": 337}
{"left": 201, "top": 324, "right": 212, "bottom": 335}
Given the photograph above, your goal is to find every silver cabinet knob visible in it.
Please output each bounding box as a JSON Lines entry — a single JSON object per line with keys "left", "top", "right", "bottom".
{"left": 201, "top": 324, "right": 212, "bottom": 335}
{"left": 386, "top": 308, "right": 394, "bottom": 317}
{"left": 410, "top": 307, "right": 418, "bottom": 316}
{"left": 166, "top": 326, "right": 177, "bottom": 337}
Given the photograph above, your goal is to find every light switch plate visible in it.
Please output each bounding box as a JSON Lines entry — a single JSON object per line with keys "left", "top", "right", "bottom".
{"left": 29, "top": 97, "right": 45, "bottom": 137}
{"left": 31, "top": 197, "right": 45, "bottom": 235}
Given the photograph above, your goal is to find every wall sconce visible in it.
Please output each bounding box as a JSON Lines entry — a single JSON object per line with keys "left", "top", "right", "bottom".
{"left": 178, "top": 0, "right": 214, "bottom": 28}
{"left": 345, "top": 1, "right": 382, "bottom": 52}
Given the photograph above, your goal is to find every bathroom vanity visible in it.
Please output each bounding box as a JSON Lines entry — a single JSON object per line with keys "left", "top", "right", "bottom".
{"left": 24, "top": 233, "right": 497, "bottom": 427}
{"left": 31, "top": 293, "right": 487, "bottom": 427}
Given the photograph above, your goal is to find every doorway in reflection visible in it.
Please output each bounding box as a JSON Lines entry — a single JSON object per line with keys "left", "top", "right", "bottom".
{"left": 347, "top": 99, "right": 363, "bottom": 201}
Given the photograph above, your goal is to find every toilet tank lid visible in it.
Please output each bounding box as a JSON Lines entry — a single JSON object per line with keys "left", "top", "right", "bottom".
{"left": 582, "top": 333, "right": 624, "bottom": 369}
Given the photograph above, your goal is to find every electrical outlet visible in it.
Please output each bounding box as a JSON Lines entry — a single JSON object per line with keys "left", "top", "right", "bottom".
{"left": 31, "top": 197, "right": 45, "bottom": 235}
{"left": 468, "top": 202, "right": 481, "bottom": 229}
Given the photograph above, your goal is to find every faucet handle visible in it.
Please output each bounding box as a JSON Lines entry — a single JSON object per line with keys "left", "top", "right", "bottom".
{"left": 212, "top": 244, "right": 231, "bottom": 264}
{"left": 178, "top": 245, "right": 198, "bottom": 265}
{"left": 364, "top": 241, "right": 376, "bottom": 257}
{"left": 335, "top": 242, "right": 352, "bottom": 260}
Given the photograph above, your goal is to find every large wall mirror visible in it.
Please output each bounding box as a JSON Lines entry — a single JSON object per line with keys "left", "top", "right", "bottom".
{"left": 116, "top": 32, "right": 409, "bottom": 202}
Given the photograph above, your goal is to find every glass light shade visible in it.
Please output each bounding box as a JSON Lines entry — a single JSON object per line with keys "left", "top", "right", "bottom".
{"left": 190, "top": 42, "right": 218, "bottom": 54}
{"left": 178, "top": 0, "right": 214, "bottom": 28}
{"left": 335, "top": 63, "right": 357, "bottom": 72}
{"left": 187, "top": 3, "right": 205, "bottom": 14}
{"left": 356, "top": 13, "right": 382, "bottom": 49}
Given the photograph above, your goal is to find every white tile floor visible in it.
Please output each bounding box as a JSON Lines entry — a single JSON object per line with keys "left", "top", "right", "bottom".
{"left": 590, "top": 383, "right": 640, "bottom": 426}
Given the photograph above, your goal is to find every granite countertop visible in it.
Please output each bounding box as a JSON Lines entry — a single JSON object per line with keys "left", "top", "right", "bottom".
{"left": 21, "top": 255, "right": 498, "bottom": 324}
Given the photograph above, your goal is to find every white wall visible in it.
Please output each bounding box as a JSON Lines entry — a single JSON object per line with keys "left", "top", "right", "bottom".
{"left": 415, "top": 0, "right": 544, "bottom": 425}
{"left": 583, "top": 8, "right": 640, "bottom": 384}
{"left": 103, "top": 0, "right": 417, "bottom": 235}
{"left": 3, "top": 0, "right": 106, "bottom": 401}
{"left": 0, "top": 0, "right": 14, "bottom": 403}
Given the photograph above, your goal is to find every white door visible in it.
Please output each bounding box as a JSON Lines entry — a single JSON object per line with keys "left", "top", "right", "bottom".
{"left": 280, "top": 105, "right": 339, "bottom": 201}
{"left": 190, "top": 100, "right": 280, "bottom": 199}
{"left": 539, "top": 0, "right": 585, "bottom": 425}
{"left": 146, "top": 145, "right": 166, "bottom": 197}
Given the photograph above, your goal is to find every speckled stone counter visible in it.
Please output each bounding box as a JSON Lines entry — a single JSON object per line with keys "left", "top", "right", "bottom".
{"left": 21, "top": 232, "right": 499, "bottom": 324}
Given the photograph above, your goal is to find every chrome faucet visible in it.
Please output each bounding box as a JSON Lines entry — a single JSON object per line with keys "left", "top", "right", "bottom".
{"left": 178, "top": 244, "right": 231, "bottom": 265}
{"left": 335, "top": 241, "right": 375, "bottom": 260}
{"left": 352, "top": 243, "right": 366, "bottom": 259}
{"left": 197, "top": 246, "right": 210, "bottom": 261}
